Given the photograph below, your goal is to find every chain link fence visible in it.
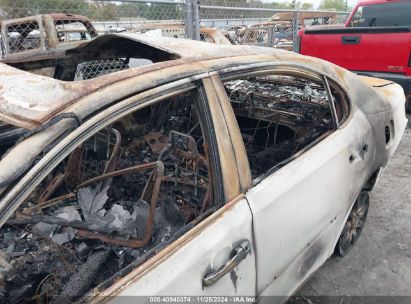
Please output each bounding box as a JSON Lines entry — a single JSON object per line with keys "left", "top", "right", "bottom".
{"left": 197, "top": 1, "right": 350, "bottom": 50}
{"left": 0, "top": 0, "right": 350, "bottom": 58}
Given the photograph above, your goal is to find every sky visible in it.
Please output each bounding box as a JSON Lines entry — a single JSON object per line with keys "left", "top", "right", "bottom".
{"left": 263, "top": 0, "right": 359, "bottom": 9}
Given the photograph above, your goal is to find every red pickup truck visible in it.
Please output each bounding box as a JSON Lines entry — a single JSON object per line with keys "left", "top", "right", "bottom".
{"left": 298, "top": 0, "right": 411, "bottom": 112}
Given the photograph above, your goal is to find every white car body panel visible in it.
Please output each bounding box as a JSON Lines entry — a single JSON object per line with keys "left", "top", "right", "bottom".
{"left": 246, "top": 109, "right": 373, "bottom": 297}
{"left": 0, "top": 34, "right": 407, "bottom": 303}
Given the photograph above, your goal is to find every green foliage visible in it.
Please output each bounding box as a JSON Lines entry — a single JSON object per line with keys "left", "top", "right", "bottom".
{"left": 319, "top": 0, "right": 347, "bottom": 11}
{"left": 0, "top": 0, "right": 184, "bottom": 21}
{"left": 0, "top": 0, "right": 89, "bottom": 19}
{"left": 89, "top": 2, "right": 118, "bottom": 21}
{"left": 300, "top": 2, "right": 314, "bottom": 10}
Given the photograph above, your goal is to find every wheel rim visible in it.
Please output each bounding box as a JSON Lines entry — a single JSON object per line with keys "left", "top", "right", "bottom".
{"left": 338, "top": 192, "right": 369, "bottom": 256}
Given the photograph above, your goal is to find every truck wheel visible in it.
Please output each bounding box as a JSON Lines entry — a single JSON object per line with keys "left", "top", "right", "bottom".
{"left": 406, "top": 98, "right": 411, "bottom": 114}
{"left": 336, "top": 192, "right": 369, "bottom": 256}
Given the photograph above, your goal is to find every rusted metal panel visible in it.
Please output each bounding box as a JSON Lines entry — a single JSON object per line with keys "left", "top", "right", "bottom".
{"left": 0, "top": 14, "right": 98, "bottom": 59}
{"left": 202, "top": 77, "right": 241, "bottom": 201}
{"left": 0, "top": 35, "right": 255, "bottom": 128}
{"left": 271, "top": 11, "right": 337, "bottom": 22}
{"left": 0, "top": 56, "right": 280, "bottom": 129}
{"left": 0, "top": 63, "right": 86, "bottom": 129}
{"left": 48, "top": 13, "right": 96, "bottom": 22}
{"left": 127, "top": 23, "right": 231, "bottom": 44}
{"left": 210, "top": 75, "right": 252, "bottom": 192}
{"left": 0, "top": 31, "right": 353, "bottom": 130}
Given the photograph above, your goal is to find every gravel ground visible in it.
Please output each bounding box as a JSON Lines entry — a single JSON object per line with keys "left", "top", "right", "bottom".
{"left": 290, "top": 114, "right": 411, "bottom": 303}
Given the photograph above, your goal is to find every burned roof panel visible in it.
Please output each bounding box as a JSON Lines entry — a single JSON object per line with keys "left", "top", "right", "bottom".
{"left": 0, "top": 64, "right": 84, "bottom": 129}
{"left": 0, "top": 34, "right": 345, "bottom": 130}
{"left": 120, "top": 33, "right": 288, "bottom": 59}
{"left": 0, "top": 34, "right": 182, "bottom": 129}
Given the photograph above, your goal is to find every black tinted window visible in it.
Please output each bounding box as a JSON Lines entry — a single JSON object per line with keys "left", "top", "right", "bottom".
{"left": 352, "top": 2, "right": 411, "bottom": 27}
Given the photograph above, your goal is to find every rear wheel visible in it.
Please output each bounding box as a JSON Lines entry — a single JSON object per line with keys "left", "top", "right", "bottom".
{"left": 336, "top": 192, "right": 369, "bottom": 256}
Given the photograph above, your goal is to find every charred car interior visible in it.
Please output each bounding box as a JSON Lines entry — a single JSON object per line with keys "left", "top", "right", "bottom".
{"left": 224, "top": 74, "right": 343, "bottom": 180}
{"left": 0, "top": 88, "right": 215, "bottom": 302}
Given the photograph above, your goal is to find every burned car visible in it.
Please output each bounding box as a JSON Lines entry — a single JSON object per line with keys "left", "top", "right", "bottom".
{"left": 0, "top": 14, "right": 98, "bottom": 60}
{"left": 126, "top": 23, "right": 232, "bottom": 45}
{"left": 0, "top": 34, "right": 407, "bottom": 303}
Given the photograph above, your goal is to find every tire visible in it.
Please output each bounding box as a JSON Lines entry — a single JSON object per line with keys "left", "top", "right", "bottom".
{"left": 406, "top": 97, "right": 411, "bottom": 114}
{"left": 335, "top": 192, "right": 370, "bottom": 256}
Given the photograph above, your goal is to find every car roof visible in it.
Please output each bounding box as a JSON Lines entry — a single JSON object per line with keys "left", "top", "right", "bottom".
{"left": 0, "top": 33, "right": 341, "bottom": 130}
{"left": 121, "top": 33, "right": 285, "bottom": 59}
{"left": 356, "top": 0, "right": 406, "bottom": 6}
{"left": 48, "top": 13, "right": 94, "bottom": 22}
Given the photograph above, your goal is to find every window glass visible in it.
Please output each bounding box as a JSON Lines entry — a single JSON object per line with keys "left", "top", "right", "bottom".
{"left": 224, "top": 74, "right": 334, "bottom": 179}
{"left": 351, "top": 2, "right": 411, "bottom": 27}
{"left": 0, "top": 88, "right": 213, "bottom": 302}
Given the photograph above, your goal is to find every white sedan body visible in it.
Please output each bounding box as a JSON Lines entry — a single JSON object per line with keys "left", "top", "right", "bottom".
{"left": 0, "top": 35, "right": 406, "bottom": 303}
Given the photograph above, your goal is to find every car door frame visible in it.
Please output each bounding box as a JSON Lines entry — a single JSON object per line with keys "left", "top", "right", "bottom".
{"left": 0, "top": 72, "right": 258, "bottom": 300}
{"left": 212, "top": 62, "right": 372, "bottom": 300}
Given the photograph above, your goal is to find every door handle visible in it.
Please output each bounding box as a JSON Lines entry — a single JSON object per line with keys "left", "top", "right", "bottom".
{"left": 203, "top": 240, "right": 251, "bottom": 287}
{"left": 341, "top": 36, "right": 361, "bottom": 44}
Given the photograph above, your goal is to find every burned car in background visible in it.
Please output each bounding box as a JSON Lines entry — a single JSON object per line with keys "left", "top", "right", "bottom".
{"left": 0, "top": 14, "right": 99, "bottom": 146}
{"left": 0, "top": 34, "right": 407, "bottom": 303}
{"left": 126, "top": 22, "right": 232, "bottom": 45}
{"left": 233, "top": 11, "right": 339, "bottom": 50}
{"left": 0, "top": 14, "right": 98, "bottom": 60}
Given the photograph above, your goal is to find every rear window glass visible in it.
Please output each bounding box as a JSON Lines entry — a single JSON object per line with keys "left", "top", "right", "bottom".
{"left": 351, "top": 2, "right": 411, "bottom": 27}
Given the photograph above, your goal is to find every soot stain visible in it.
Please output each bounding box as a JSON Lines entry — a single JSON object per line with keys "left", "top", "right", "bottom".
{"left": 230, "top": 270, "right": 238, "bottom": 293}
{"left": 298, "top": 241, "right": 324, "bottom": 277}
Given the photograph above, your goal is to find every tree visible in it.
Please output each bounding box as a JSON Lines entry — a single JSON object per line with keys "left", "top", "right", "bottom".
{"left": 0, "top": 0, "right": 89, "bottom": 19}
{"left": 301, "top": 2, "right": 314, "bottom": 10}
{"left": 319, "top": 0, "right": 346, "bottom": 11}
{"left": 117, "top": 2, "right": 146, "bottom": 19}
{"left": 89, "top": 2, "right": 118, "bottom": 21}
